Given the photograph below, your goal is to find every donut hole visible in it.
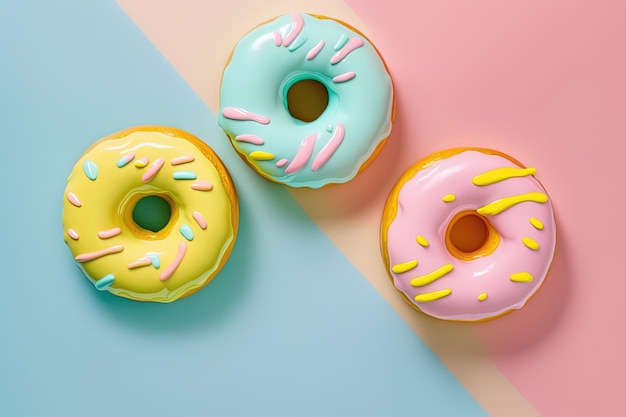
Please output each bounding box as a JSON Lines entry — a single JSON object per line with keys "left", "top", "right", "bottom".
{"left": 132, "top": 195, "right": 171, "bottom": 232}
{"left": 445, "top": 211, "right": 500, "bottom": 260}
{"left": 125, "top": 194, "right": 178, "bottom": 239}
{"left": 286, "top": 79, "right": 329, "bottom": 123}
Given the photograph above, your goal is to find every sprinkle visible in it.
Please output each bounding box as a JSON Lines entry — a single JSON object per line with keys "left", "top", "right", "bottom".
{"left": 75, "top": 245, "right": 124, "bottom": 262}
{"left": 311, "top": 123, "right": 345, "bottom": 171}
{"left": 97, "top": 227, "right": 121, "bottom": 239}
{"left": 332, "top": 71, "right": 356, "bottom": 83}
{"left": 128, "top": 257, "right": 152, "bottom": 269}
{"left": 285, "top": 133, "right": 318, "bottom": 174}
{"left": 477, "top": 293, "right": 488, "bottom": 301}
{"left": 334, "top": 34, "right": 349, "bottom": 50}
{"left": 416, "top": 236, "right": 429, "bottom": 247}
{"left": 142, "top": 158, "right": 165, "bottom": 182}
{"left": 172, "top": 171, "right": 197, "bottom": 180}
{"left": 325, "top": 124, "right": 333, "bottom": 133}
{"left": 191, "top": 181, "right": 213, "bottom": 191}
{"left": 522, "top": 237, "right": 540, "bottom": 250}
{"left": 160, "top": 241, "right": 187, "bottom": 281}
{"left": 442, "top": 194, "right": 456, "bottom": 203}
{"left": 287, "top": 35, "right": 308, "bottom": 52}
{"left": 192, "top": 211, "right": 207, "bottom": 230}
{"left": 179, "top": 224, "right": 194, "bottom": 241}
{"left": 148, "top": 254, "right": 161, "bottom": 269}
{"left": 67, "top": 192, "right": 82, "bottom": 207}
{"left": 116, "top": 152, "right": 135, "bottom": 168}
{"left": 82, "top": 160, "right": 98, "bottom": 181}
{"left": 330, "top": 37, "right": 364, "bottom": 64}
{"left": 95, "top": 274, "right": 115, "bottom": 291}
{"left": 414, "top": 288, "right": 452, "bottom": 302}
{"left": 171, "top": 156, "right": 195, "bottom": 165}
{"left": 410, "top": 264, "right": 454, "bottom": 287}
{"left": 222, "top": 107, "right": 270, "bottom": 125}
{"left": 282, "top": 13, "right": 305, "bottom": 47}
{"left": 134, "top": 156, "right": 150, "bottom": 168}
{"left": 510, "top": 272, "right": 533, "bottom": 283}
{"left": 235, "top": 134, "right": 265, "bottom": 145}
{"left": 477, "top": 192, "right": 548, "bottom": 216}
{"left": 249, "top": 151, "right": 275, "bottom": 161}
{"left": 306, "top": 39, "right": 325, "bottom": 60}
{"left": 274, "top": 31, "right": 282, "bottom": 46}
{"left": 472, "top": 167, "right": 537, "bottom": 186}
{"left": 391, "top": 260, "right": 418, "bottom": 274}
{"left": 275, "top": 159, "right": 288, "bottom": 168}
{"left": 67, "top": 229, "right": 79, "bottom": 240}
{"left": 529, "top": 217, "right": 544, "bottom": 230}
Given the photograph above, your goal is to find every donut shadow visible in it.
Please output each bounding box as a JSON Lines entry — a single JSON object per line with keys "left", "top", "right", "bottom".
{"left": 288, "top": 88, "right": 411, "bottom": 218}
{"left": 86, "top": 201, "right": 257, "bottom": 335}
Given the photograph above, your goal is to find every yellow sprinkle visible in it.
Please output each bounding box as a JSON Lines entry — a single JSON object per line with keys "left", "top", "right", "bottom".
{"left": 476, "top": 192, "right": 548, "bottom": 216}
{"left": 249, "top": 151, "right": 275, "bottom": 161}
{"left": 414, "top": 288, "right": 452, "bottom": 302}
{"left": 529, "top": 217, "right": 544, "bottom": 230}
{"left": 442, "top": 194, "right": 456, "bottom": 203}
{"left": 416, "top": 235, "right": 430, "bottom": 247}
{"left": 391, "top": 260, "right": 418, "bottom": 274}
{"left": 477, "top": 292, "right": 488, "bottom": 301}
{"left": 522, "top": 237, "right": 540, "bottom": 250}
{"left": 410, "top": 264, "right": 454, "bottom": 287}
{"left": 510, "top": 272, "right": 533, "bottom": 283}
{"left": 472, "top": 167, "right": 536, "bottom": 186}
{"left": 134, "top": 160, "right": 148, "bottom": 168}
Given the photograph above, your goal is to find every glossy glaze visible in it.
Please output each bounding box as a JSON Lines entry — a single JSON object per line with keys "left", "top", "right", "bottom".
{"left": 381, "top": 149, "right": 556, "bottom": 321}
{"left": 218, "top": 13, "right": 394, "bottom": 188}
{"left": 62, "top": 127, "right": 238, "bottom": 302}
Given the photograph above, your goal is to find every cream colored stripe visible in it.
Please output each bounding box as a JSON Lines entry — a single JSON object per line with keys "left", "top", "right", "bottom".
{"left": 116, "top": 2, "right": 541, "bottom": 415}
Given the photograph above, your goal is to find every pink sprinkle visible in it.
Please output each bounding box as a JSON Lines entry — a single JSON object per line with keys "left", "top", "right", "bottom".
{"left": 282, "top": 13, "right": 305, "bottom": 47}
{"left": 160, "top": 241, "right": 187, "bottom": 281}
{"left": 285, "top": 133, "right": 318, "bottom": 174}
{"left": 274, "top": 31, "right": 282, "bottom": 46}
{"left": 67, "top": 192, "right": 82, "bottom": 207}
{"left": 128, "top": 257, "right": 151, "bottom": 269}
{"left": 330, "top": 37, "right": 364, "bottom": 64}
{"left": 192, "top": 211, "right": 207, "bottom": 230}
{"left": 222, "top": 107, "right": 270, "bottom": 125}
{"left": 306, "top": 39, "right": 325, "bottom": 60}
{"left": 235, "top": 134, "right": 265, "bottom": 145}
{"left": 312, "top": 124, "right": 345, "bottom": 171}
{"left": 191, "top": 180, "right": 213, "bottom": 191}
{"left": 98, "top": 227, "right": 121, "bottom": 239}
{"left": 142, "top": 158, "right": 165, "bottom": 182}
{"left": 275, "top": 159, "right": 288, "bottom": 168}
{"left": 171, "top": 155, "right": 195, "bottom": 165}
{"left": 67, "top": 229, "right": 79, "bottom": 240}
{"left": 332, "top": 71, "right": 356, "bottom": 83}
{"left": 75, "top": 245, "right": 124, "bottom": 263}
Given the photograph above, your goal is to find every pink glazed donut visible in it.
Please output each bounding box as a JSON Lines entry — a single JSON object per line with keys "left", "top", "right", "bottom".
{"left": 380, "top": 148, "right": 556, "bottom": 322}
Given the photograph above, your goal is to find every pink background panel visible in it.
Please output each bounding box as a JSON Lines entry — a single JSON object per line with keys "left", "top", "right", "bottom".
{"left": 346, "top": 0, "right": 626, "bottom": 416}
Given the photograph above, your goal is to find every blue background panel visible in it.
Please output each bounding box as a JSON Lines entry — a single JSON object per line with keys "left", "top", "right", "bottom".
{"left": 1, "top": 1, "right": 488, "bottom": 416}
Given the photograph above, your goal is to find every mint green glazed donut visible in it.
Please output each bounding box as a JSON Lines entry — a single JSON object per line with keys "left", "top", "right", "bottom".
{"left": 218, "top": 13, "right": 394, "bottom": 189}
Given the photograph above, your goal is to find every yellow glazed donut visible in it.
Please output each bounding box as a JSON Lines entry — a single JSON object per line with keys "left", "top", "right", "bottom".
{"left": 62, "top": 126, "right": 239, "bottom": 302}
{"left": 381, "top": 148, "right": 556, "bottom": 322}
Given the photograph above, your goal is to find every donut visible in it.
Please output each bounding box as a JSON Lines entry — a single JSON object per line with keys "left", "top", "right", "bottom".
{"left": 218, "top": 13, "right": 394, "bottom": 188}
{"left": 380, "top": 148, "right": 556, "bottom": 321}
{"left": 62, "top": 126, "right": 239, "bottom": 303}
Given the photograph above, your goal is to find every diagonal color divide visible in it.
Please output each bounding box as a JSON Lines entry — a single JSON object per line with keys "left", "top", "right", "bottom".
{"left": 115, "top": 0, "right": 541, "bottom": 416}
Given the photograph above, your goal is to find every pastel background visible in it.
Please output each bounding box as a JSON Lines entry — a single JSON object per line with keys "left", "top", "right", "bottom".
{"left": 2, "top": 1, "right": 624, "bottom": 416}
